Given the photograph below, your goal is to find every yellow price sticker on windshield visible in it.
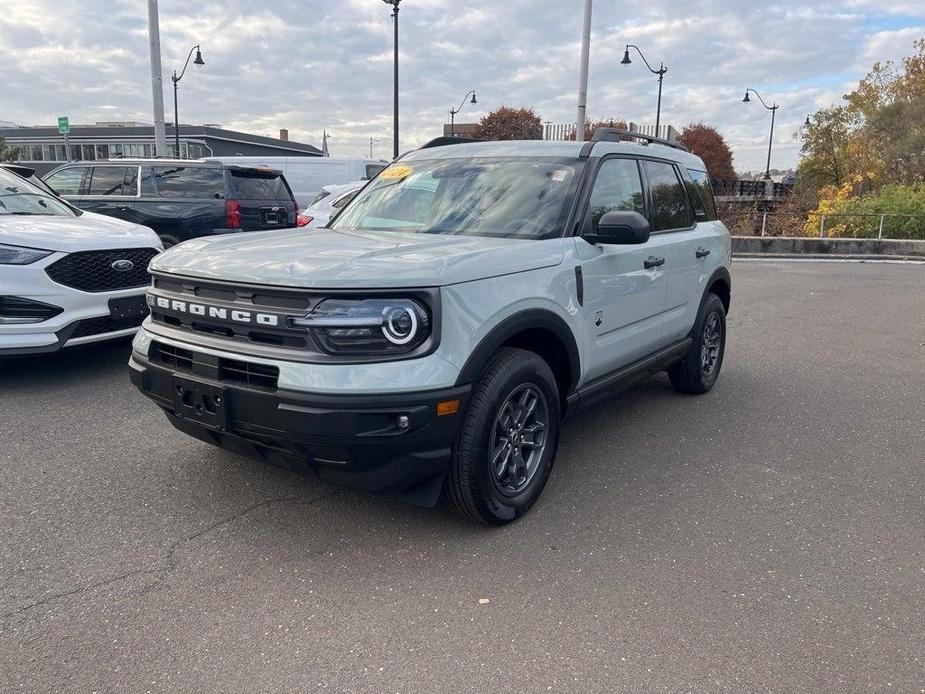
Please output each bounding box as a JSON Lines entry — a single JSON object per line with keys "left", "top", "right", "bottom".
{"left": 379, "top": 164, "right": 413, "bottom": 180}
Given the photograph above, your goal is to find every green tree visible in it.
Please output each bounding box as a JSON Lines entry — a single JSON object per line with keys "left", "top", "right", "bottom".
{"left": 0, "top": 136, "right": 19, "bottom": 163}
{"left": 479, "top": 106, "right": 543, "bottom": 141}
{"left": 799, "top": 106, "right": 856, "bottom": 190}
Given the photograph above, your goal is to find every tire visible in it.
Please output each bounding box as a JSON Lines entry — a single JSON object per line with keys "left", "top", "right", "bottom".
{"left": 443, "top": 347, "right": 561, "bottom": 525}
{"left": 159, "top": 234, "right": 181, "bottom": 249}
{"left": 668, "top": 292, "right": 726, "bottom": 394}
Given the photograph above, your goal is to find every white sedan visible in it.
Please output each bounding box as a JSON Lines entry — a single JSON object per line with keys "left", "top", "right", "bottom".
{"left": 0, "top": 166, "right": 162, "bottom": 356}
{"left": 296, "top": 180, "right": 364, "bottom": 229}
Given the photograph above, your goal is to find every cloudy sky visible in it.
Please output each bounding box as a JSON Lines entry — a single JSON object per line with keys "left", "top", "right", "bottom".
{"left": 0, "top": 0, "right": 922, "bottom": 171}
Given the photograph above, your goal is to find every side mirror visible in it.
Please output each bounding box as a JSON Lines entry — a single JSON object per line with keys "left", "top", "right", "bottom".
{"left": 586, "top": 210, "right": 651, "bottom": 245}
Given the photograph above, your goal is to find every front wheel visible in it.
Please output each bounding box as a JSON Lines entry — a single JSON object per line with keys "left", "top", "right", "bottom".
{"left": 443, "top": 347, "right": 561, "bottom": 525}
{"left": 668, "top": 292, "right": 726, "bottom": 394}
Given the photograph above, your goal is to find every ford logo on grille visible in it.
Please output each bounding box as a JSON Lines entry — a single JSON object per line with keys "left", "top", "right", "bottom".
{"left": 111, "top": 259, "right": 134, "bottom": 272}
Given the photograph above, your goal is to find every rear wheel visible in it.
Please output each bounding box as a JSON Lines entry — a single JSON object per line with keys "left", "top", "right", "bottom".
{"left": 668, "top": 292, "right": 726, "bottom": 394}
{"left": 443, "top": 347, "right": 561, "bottom": 525}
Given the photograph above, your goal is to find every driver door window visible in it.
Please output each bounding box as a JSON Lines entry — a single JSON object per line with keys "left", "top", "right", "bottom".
{"left": 581, "top": 158, "right": 645, "bottom": 236}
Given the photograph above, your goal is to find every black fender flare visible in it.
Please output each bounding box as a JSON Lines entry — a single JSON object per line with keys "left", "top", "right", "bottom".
{"left": 454, "top": 308, "right": 581, "bottom": 391}
{"left": 702, "top": 266, "right": 732, "bottom": 315}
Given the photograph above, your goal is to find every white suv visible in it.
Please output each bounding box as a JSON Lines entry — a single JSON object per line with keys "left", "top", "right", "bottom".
{"left": 0, "top": 167, "right": 162, "bottom": 356}
{"left": 130, "top": 130, "right": 731, "bottom": 524}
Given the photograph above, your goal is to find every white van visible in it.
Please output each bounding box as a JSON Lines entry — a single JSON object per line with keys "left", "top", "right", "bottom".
{"left": 205, "top": 157, "right": 386, "bottom": 209}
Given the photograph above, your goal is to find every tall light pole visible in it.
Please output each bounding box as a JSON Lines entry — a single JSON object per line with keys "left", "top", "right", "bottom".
{"left": 621, "top": 44, "right": 668, "bottom": 136}
{"left": 383, "top": 0, "right": 401, "bottom": 159}
{"left": 575, "top": 0, "right": 593, "bottom": 141}
{"left": 146, "top": 0, "right": 167, "bottom": 157}
{"left": 743, "top": 88, "right": 779, "bottom": 180}
{"left": 449, "top": 90, "right": 477, "bottom": 137}
{"left": 171, "top": 45, "right": 205, "bottom": 158}
{"left": 369, "top": 137, "right": 380, "bottom": 159}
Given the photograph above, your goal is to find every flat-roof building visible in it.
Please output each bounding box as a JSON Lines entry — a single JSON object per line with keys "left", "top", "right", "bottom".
{"left": 0, "top": 122, "right": 322, "bottom": 176}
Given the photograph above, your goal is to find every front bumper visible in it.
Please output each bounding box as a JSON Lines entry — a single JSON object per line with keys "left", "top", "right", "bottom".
{"left": 129, "top": 352, "right": 470, "bottom": 505}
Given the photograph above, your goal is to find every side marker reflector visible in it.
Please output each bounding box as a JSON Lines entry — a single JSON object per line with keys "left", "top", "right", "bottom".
{"left": 436, "top": 399, "right": 460, "bottom": 416}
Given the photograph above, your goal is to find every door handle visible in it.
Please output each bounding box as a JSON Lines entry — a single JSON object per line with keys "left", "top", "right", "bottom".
{"left": 695, "top": 247, "right": 711, "bottom": 258}
{"left": 644, "top": 256, "right": 665, "bottom": 269}
{"left": 117, "top": 205, "right": 130, "bottom": 211}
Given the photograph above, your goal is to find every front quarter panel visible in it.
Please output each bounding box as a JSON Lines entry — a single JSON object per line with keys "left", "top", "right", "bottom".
{"left": 437, "top": 238, "right": 582, "bottom": 381}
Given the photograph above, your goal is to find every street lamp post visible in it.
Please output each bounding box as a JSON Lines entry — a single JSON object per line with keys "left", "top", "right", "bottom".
{"left": 369, "top": 137, "right": 380, "bottom": 159}
{"left": 743, "top": 88, "right": 779, "bottom": 180}
{"left": 621, "top": 44, "right": 668, "bottom": 135}
{"left": 171, "top": 45, "right": 204, "bottom": 158}
{"left": 382, "top": 0, "right": 401, "bottom": 159}
{"left": 449, "top": 90, "right": 477, "bottom": 137}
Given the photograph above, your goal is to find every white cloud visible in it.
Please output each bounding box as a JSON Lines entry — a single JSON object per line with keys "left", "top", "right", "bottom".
{"left": 0, "top": 0, "right": 922, "bottom": 168}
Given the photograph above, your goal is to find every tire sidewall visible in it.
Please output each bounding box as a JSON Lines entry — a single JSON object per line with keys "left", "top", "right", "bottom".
{"left": 697, "top": 294, "right": 726, "bottom": 389}
{"left": 465, "top": 352, "right": 561, "bottom": 522}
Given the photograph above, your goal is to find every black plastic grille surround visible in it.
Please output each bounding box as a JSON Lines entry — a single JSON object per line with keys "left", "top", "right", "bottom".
{"left": 0, "top": 296, "right": 63, "bottom": 321}
{"left": 148, "top": 274, "right": 440, "bottom": 364}
{"left": 152, "top": 341, "right": 280, "bottom": 390}
{"left": 46, "top": 248, "right": 159, "bottom": 292}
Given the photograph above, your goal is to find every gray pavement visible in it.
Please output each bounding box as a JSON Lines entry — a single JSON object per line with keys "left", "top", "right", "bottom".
{"left": 1, "top": 261, "right": 923, "bottom": 693}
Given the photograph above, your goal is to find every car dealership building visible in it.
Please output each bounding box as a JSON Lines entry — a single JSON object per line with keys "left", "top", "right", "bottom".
{"left": 0, "top": 122, "right": 322, "bottom": 176}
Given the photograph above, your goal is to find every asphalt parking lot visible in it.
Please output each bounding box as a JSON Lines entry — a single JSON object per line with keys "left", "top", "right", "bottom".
{"left": 1, "top": 260, "right": 923, "bottom": 693}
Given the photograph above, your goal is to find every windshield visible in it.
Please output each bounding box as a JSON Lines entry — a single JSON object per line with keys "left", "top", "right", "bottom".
{"left": 0, "top": 169, "right": 76, "bottom": 217}
{"left": 331, "top": 157, "right": 582, "bottom": 239}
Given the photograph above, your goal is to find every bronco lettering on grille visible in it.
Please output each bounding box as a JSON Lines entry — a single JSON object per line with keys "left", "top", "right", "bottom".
{"left": 149, "top": 295, "right": 279, "bottom": 327}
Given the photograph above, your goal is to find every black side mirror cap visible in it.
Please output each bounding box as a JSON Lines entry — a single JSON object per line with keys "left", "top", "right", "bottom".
{"left": 584, "top": 210, "right": 651, "bottom": 245}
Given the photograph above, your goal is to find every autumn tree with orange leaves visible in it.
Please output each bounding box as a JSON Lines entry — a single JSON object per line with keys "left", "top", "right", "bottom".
{"left": 676, "top": 123, "right": 736, "bottom": 181}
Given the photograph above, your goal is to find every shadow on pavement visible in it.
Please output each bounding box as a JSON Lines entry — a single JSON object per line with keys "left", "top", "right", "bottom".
{"left": 0, "top": 337, "right": 134, "bottom": 390}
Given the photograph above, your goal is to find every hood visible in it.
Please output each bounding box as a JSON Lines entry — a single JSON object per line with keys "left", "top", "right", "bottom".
{"left": 150, "top": 228, "right": 565, "bottom": 288}
{"left": 0, "top": 212, "right": 161, "bottom": 253}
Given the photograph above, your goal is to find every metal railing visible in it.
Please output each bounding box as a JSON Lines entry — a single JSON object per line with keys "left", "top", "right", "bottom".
{"left": 721, "top": 211, "right": 925, "bottom": 240}
{"left": 712, "top": 179, "right": 794, "bottom": 199}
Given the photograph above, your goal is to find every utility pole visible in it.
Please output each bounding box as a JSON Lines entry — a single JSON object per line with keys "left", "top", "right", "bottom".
{"left": 575, "top": 0, "right": 593, "bottom": 141}
{"left": 146, "top": 0, "right": 167, "bottom": 157}
{"left": 383, "top": 0, "right": 401, "bottom": 159}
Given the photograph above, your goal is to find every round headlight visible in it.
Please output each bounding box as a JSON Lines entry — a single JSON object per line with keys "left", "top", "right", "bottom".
{"left": 382, "top": 306, "right": 418, "bottom": 345}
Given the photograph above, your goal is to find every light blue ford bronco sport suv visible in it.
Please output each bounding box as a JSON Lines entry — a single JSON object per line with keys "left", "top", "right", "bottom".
{"left": 130, "top": 129, "right": 731, "bottom": 524}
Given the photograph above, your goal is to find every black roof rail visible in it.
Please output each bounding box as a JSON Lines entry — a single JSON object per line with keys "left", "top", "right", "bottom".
{"left": 590, "top": 127, "right": 689, "bottom": 152}
{"left": 419, "top": 136, "right": 481, "bottom": 149}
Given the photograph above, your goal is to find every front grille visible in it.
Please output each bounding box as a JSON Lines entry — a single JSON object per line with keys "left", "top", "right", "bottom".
{"left": 218, "top": 358, "right": 280, "bottom": 389}
{"left": 46, "top": 248, "right": 159, "bottom": 292}
{"left": 151, "top": 341, "right": 280, "bottom": 391}
{"left": 69, "top": 313, "right": 146, "bottom": 339}
{"left": 155, "top": 342, "right": 193, "bottom": 370}
{"left": 149, "top": 275, "right": 316, "bottom": 352}
{"left": 152, "top": 276, "right": 314, "bottom": 311}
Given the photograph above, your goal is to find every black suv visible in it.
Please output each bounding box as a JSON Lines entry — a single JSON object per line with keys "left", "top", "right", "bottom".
{"left": 44, "top": 160, "right": 298, "bottom": 247}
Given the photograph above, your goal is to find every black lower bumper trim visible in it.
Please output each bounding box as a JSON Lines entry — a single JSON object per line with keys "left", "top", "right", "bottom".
{"left": 130, "top": 354, "right": 470, "bottom": 505}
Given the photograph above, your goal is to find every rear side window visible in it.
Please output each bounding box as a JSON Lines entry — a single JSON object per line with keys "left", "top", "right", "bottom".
{"left": 365, "top": 163, "right": 386, "bottom": 179}
{"left": 643, "top": 160, "right": 693, "bottom": 231}
{"left": 88, "top": 167, "right": 131, "bottom": 196}
{"left": 45, "top": 167, "right": 85, "bottom": 196}
{"left": 307, "top": 190, "right": 331, "bottom": 206}
{"left": 686, "top": 169, "right": 717, "bottom": 221}
{"left": 332, "top": 191, "right": 357, "bottom": 209}
{"left": 228, "top": 171, "right": 291, "bottom": 201}
{"left": 152, "top": 166, "right": 224, "bottom": 199}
